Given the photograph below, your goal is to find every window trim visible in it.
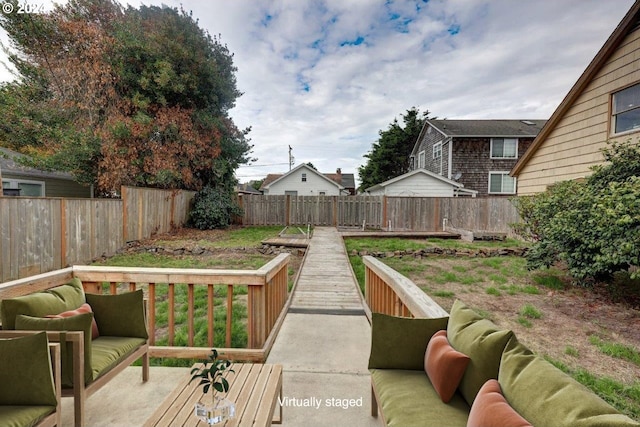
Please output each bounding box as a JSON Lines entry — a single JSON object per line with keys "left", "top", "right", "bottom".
{"left": 611, "top": 82, "right": 640, "bottom": 136}
{"left": 433, "top": 141, "right": 442, "bottom": 160}
{"left": 490, "top": 138, "right": 518, "bottom": 159}
{"left": 418, "top": 150, "right": 426, "bottom": 168}
{"left": 488, "top": 171, "right": 516, "bottom": 194}
{"left": 2, "top": 178, "right": 46, "bottom": 196}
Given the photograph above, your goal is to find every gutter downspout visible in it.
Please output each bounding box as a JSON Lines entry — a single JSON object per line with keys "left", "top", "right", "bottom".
{"left": 447, "top": 137, "right": 453, "bottom": 180}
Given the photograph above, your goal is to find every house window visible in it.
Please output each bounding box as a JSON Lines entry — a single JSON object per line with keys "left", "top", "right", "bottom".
{"left": 612, "top": 83, "right": 640, "bottom": 134}
{"left": 319, "top": 191, "right": 326, "bottom": 196}
{"left": 418, "top": 151, "right": 426, "bottom": 168}
{"left": 301, "top": 173, "right": 307, "bottom": 182}
{"left": 490, "top": 138, "right": 518, "bottom": 159}
{"left": 488, "top": 172, "right": 516, "bottom": 194}
{"left": 2, "top": 179, "right": 45, "bottom": 196}
{"left": 433, "top": 142, "right": 442, "bottom": 160}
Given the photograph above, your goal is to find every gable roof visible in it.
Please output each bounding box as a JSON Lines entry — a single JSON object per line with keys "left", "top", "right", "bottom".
{"left": 411, "top": 119, "right": 546, "bottom": 157}
{"left": 365, "top": 168, "right": 465, "bottom": 192}
{"left": 427, "top": 119, "right": 546, "bottom": 138}
{"left": 259, "top": 165, "right": 354, "bottom": 191}
{"left": 260, "top": 163, "right": 345, "bottom": 191}
{"left": 511, "top": 0, "right": 640, "bottom": 176}
{"left": 0, "top": 147, "right": 77, "bottom": 181}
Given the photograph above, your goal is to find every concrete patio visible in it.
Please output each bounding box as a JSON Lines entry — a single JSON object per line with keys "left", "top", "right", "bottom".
{"left": 63, "top": 228, "right": 382, "bottom": 426}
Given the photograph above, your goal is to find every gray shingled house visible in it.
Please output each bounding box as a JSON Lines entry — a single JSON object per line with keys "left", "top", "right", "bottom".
{"left": 409, "top": 119, "right": 546, "bottom": 196}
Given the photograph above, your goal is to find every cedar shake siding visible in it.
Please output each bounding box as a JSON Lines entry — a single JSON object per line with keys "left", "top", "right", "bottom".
{"left": 451, "top": 137, "right": 534, "bottom": 195}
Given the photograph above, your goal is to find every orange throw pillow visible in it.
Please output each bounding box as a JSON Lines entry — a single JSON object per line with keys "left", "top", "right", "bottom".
{"left": 467, "top": 380, "right": 532, "bottom": 427}
{"left": 47, "top": 303, "right": 100, "bottom": 339}
{"left": 424, "top": 329, "right": 470, "bottom": 403}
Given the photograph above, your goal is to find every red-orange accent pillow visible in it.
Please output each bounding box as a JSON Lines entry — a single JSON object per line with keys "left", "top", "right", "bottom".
{"left": 424, "top": 329, "right": 470, "bottom": 403}
{"left": 47, "top": 303, "right": 100, "bottom": 339}
{"left": 467, "top": 380, "right": 532, "bottom": 427}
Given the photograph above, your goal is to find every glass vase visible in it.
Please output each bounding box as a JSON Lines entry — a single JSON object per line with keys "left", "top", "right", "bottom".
{"left": 195, "top": 395, "right": 236, "bottom": 425}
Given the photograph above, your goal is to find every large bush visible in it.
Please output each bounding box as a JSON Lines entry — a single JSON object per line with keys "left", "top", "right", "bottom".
{"left": 189, "top": 187, "right": 242, "bottom": 230}
{"left": 513, "top": 142, "right": 640, "bottom": 282}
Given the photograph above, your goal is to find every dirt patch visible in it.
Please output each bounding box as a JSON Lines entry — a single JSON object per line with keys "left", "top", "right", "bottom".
{"left": 389, "top": 256, "right": 640, "bottom": 385}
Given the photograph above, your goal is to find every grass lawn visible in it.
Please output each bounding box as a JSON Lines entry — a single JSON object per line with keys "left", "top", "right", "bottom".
{"left": 92, "top": 225, "right": 300, "bottom": 367}
{"left": 345, "top": 236, "right": 640, "bottom": 421}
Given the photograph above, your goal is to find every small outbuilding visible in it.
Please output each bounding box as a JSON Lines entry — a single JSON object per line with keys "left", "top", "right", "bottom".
{"left": 364, "top": 169, "right": 477, "bottom": 197}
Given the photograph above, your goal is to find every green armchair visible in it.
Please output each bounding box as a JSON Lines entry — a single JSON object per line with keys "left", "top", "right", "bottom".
{"left": 0, "top": 278, "right": 149, "bottom": 427}
{"left": 0, "top": 332, "right": 62, "bottom": 427}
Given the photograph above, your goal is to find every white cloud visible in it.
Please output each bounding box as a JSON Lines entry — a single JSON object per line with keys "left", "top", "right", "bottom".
{"left": 0, "top": 0, "right": 634, "bottom": 185}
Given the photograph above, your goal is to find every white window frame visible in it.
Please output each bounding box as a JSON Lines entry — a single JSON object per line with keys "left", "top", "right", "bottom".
{"left": 490, "top": 138, "right": 518, "bottom": 159}
{"left": 301, "top": 173, "right": 307, "bottom": 182}
{"left": 2, "top": 178, "right": 45, "bottom": 196}
{"left": 611, "top": 83, "right": 640, "bottom": 135}
{"left": 418, "top": 151, "right": 426, "bottom": 168}
{"left": 488, "top": 171, "right": 516, "bottom": 194}
{"left": 433, "top": 141, "right": 442, "bottom": 160}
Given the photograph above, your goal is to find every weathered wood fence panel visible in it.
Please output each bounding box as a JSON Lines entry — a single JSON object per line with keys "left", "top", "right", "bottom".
{"left": 122, "top": 186, "right": 195, "bottom": 241}
{"left": 1, "top": 186, "right": 194, "bottom": 281}
{"left": 63, "top": 199, "right": 123, "bottom": 266}
{"left": 241, "top": 195, "right": 286, "bottom": 225}
{"left": 0, "top": 198, "right": 62, "bottom": 281}
{"left": 240, "top": 195, "right": 519, "bottom": 232}
{"left": 337, "top": 196, "right": 383, "bottom": 228}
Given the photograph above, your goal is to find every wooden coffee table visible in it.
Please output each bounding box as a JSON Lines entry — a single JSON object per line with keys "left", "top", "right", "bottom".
{"left": 145, "top": 363, "right": 283, "bottom": 427}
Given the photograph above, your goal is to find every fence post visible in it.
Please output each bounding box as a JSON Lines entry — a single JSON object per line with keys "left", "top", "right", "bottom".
{"left": 285, "top": 195, "right": 291, "bottom": 226}
{"left": 332, "top": 196, "right": 338, "bottom": 227}
{"left": 60, "top": 199, "right": 67, "bottom": 268}
{"left": 382, "top": 196, "right": 388, "bottom": 230}
{"left": 121, "top": 186, "right": 128, "bottom": 242}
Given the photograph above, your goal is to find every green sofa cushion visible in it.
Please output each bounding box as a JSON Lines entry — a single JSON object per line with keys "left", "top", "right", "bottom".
{"left": 91, "top": 336, "right": 147, "bottom": 380}
{"left": 0, "top": 406, "right": 56, "bottom": 427}
{"left": 446, "top": 299, "right": 513, "bottom": 407}
{"left": 16, "top": 313, "right": 94, "bottom": 387}
{"left": 0, "top": 332, "right": 57, "bottom": 407}
{"left": 371, "top": 369, "right": 469, "bottom": 427}
{"left": 86, "top": 290, "right": 148, "bottom": 339}
{"left": 1, "top": 278, "right": 85, "bottom": 330}
{"left": 499, "top": 335, "right": 640, "bottom": 427}
{"left": 369, "top": 313, "right": 448, "bottom": 370}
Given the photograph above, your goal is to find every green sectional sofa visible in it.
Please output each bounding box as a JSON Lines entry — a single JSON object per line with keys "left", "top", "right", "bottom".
{"left": 369, "top": 300, "right": 640, "bottom": 427}
{"left": 0, "top": 278, "right": 149, "bottom": 427}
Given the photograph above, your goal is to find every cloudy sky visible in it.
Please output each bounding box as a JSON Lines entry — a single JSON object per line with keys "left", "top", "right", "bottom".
{"left": 0, "top": 0, "right": 635, "bottom": 185}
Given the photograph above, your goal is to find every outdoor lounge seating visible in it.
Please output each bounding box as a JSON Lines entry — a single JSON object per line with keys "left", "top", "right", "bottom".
{"left": 0, "top": 278, "right": 149, "bottom": 427}
{"left": 369, "top": 299, "right": 640, "bottom": 427}
{"left": 0, "top": 332, "right": 62, "bottom": 427}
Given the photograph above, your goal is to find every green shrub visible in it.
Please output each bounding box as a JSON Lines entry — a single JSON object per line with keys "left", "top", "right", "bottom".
{"left": 513, "top": 141, "right": 640, "bottom": 282}
{"left": 189, "top": 186, "right": 243, "bottom": 230}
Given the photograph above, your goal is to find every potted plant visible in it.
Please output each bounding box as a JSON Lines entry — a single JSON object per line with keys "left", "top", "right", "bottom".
{"left": 190, "top": 349, "right": 236, "bottom": 425}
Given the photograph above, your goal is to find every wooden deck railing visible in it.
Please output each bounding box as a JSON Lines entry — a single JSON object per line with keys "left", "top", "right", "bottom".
{"left": 0, "top": 254, "right": 291, "bottom": 362}
{"left": 363, "top": 255, "right": 448, "bottom": 319}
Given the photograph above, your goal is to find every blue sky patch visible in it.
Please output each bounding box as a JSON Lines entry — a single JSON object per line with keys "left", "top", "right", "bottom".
{"left": 448, "top": 24, "right": 461, "bottom": 35}
{"left": 341, "top": 36, "right": 365, "bottom": 47}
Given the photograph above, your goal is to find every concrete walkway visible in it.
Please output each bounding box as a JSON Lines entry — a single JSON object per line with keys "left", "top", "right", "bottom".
{"left": 267, "top": 227, "right": 381, "bottom": 427}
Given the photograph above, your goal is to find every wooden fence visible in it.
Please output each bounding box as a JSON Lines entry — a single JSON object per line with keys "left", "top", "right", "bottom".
{"left": 0, "top": 186, "right": 195, "bottom": 282}
{"left": 239, "top": 195, "right": 519, "bottom": 232}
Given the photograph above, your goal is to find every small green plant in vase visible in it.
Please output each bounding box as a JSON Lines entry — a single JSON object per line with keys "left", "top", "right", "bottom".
{"left": 190, "top": 349, "right": 236, "bottom": 425}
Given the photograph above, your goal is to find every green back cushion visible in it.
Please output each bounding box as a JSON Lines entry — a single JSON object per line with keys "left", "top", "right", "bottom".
{"left": 0, "top": 332, "right": 57, "bottom": 406}
{"left": 446, "top": 299, "right": 513, "bottom": 406}
{"left": 499, "top": 336, "right": 640, "bottom": 427}
{"left": 16, "top": 313, "right": 94, "bottom": 387}
{"left": 369, "top": 312, "right": 448, "bottom": 370}
{"left": 85, "top": 290, "right": 148, "bottom": 339}
{"left": 1, "top": 278, "right": 85, "bottom": 329}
